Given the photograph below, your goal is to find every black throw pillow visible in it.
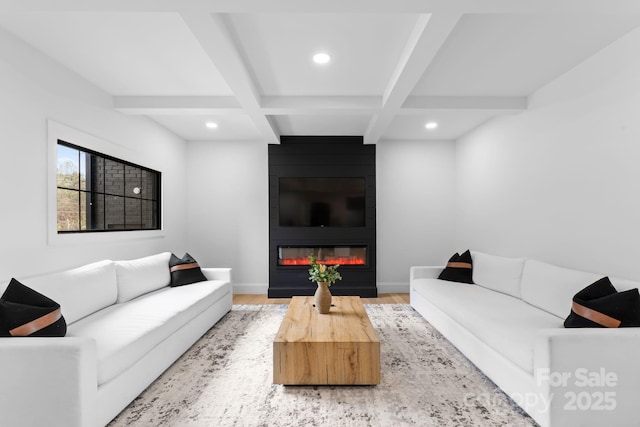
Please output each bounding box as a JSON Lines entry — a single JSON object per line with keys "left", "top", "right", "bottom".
{"left": 169, "top": 253, "right": 208, "bottom": 287}
{"left": 564, "top": 277, "right": 640, "bottom": 328}
{"left": 438, "top": 250, "right": 474, "bottom": 284}
{"left": 0, "top": 278, "right": 67, "bottom": 337}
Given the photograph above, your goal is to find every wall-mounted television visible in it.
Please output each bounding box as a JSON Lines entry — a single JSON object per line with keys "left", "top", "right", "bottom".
{"left": 279, "top": 177, "right": 366, "bottom": 227}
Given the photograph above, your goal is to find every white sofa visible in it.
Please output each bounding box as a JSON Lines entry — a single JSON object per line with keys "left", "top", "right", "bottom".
{"left": 0, "top": 252, "right": 232, "bottom": 427}
{"left": 410, "top": 251, "right": 640, "bottom": 427}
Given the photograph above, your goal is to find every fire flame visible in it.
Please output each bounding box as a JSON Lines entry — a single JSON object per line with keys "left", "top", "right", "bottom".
{"left": 279, "top": 256, "right": 365, "bottom": 266}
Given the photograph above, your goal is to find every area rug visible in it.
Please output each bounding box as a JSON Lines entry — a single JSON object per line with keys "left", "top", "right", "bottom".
{"left": 109, "top": 304, "right": 537, "bottom": 427}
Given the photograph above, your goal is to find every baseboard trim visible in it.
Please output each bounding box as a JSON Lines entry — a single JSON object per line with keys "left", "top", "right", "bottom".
{"left": 377, "top": 282, "right": 409, "bottom": 294}
{"left": 233, "top": 283, "right": 269, "bottom": 294}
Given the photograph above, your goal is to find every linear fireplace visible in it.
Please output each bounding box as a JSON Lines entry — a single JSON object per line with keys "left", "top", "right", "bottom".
{"left": 268, "top": 136, "right": 377, "bottom": 298}
{"left": 278, "top": 245, "right": 367, "bottom": 266}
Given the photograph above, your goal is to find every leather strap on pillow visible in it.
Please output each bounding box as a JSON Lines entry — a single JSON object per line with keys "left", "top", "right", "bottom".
{"left": 446, "top": 261, "right": 472, "bottom": 269}
{"left": 170, "top": 263, "right": 200, "bottom": 273}
{"left": 10, "top": 308, "right": 63, "bottom": 336}
{"left": 570, "top": 301, "right": 621, "bottom": 328}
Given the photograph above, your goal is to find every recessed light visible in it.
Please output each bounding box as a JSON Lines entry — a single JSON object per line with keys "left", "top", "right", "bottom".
{"left": 205, "top": 121, "right": 218, "bottom": 129}
{"left": 425, "top": 122, "right": 438, "bottom": 130}
{"left": 313, "top": 52, "right": 331, "bottom": 64}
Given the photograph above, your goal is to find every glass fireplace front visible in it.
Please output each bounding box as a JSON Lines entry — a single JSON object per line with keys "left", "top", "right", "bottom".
{"left": 277, "top": 245, "right": 367, "bottom": 266}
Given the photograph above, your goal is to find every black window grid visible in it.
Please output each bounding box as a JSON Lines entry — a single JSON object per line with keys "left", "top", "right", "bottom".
{"left": 56, "top": 140, "right": 161, "bottom": 233}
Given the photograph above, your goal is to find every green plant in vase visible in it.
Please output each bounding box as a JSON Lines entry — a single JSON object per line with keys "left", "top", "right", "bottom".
{"left": 308, "top": 253, "right": 342, "bottom": 314}
{"left": 307, "top": 254, "right": 342, "bottom": 286}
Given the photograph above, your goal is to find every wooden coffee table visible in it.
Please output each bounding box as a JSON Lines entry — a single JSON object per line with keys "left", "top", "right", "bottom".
{"left": 273, "top": 296, "right": 380, "bottom": 385}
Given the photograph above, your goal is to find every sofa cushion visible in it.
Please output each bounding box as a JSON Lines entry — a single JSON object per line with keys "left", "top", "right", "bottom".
{"left": 67, "top": 279, "right": 230, "bottom": 386}
{"left": 169, "top": 253, "right": 207, "bottom": 287}
{"left": 438, "top": 250, "right": 473, "bottom": 284}
{"left": 17, "top": 260, "right": 117, "bottom": 325}
{"left": 471, "top": 251, "right": 526, "bottom": 298}
{"left": 520, "top": 260, "right": 602, "bottom": 319}
{"left": 412, "top": 278, "right": 561, "bottom": 374}
{"left": 0, "top": 278, "right": 67, "bottom": 337}
{"left": 115, "top": 252, "right": 171, "bottom": 303}
{"left": 564, "top": 277, "right": 640, "bottom": 328}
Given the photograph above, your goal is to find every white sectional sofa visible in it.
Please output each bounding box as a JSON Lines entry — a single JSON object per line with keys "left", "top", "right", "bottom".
{"left": 0, "top": 252, "right": 232, "bottom": 427}
{"left": 410, "top": 251, "right": 640, "bottom": 427}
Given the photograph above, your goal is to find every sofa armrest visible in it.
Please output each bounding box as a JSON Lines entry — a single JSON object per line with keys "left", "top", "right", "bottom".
{"left": 533, "top": 328, "right": 640, "bottom": 426}
{"left": 201, "top": 267, "right": 232, "bottom": 283}
{"left": 410, "top": 266, "right": 443, "bottom": 281}
{"left": 0, "top": 337, "right": 97, "bottom": 427}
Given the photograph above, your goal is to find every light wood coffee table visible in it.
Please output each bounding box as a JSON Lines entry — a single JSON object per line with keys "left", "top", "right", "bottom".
{"left": 273, "top": 296, "right": 380, "bottom": 385}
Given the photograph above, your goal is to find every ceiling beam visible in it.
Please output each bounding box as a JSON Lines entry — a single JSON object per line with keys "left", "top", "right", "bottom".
{"left": 113, "top": 96, "right": 243, "bottom": 115}
{"left": 401, "top": 95, "right": 527, "bottom": 112}
{"left": 260, "top": 96, "right": 380, "bottom": 115}
{"left": 3, "top": 0, "right": 640, "bottom": 14}
{"left": 179, "top": 11, "right": 280, "bottom": 143}
{"left": 364, "top": 13, "right": 461, "bottom": 144}
{"left": 113, "top": 93, "right": 525, "bottom": 117}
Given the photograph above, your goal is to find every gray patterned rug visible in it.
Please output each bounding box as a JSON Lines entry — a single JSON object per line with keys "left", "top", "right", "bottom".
{"left": 109, "top": 304, "right": 536, "bottom": 427}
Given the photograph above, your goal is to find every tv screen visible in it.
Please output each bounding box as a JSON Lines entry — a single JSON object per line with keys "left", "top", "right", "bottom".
{"left": 279, "top": 177, "right": 366, "bottom": 227}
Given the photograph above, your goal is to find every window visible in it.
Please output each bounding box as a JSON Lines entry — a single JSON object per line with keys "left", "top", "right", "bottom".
{"left": 56, "top": 140, "right": 161, "bottom": 232}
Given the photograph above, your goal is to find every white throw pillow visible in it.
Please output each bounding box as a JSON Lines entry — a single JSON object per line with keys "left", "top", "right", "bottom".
{"left": 18, "top": 260, "right": 118, "bottom": 324}
{"left": 520, "top": 260, "right": 602, "bottom": 319}
{"left": 115, "top": 252, "right": 171, "bottom": 303}
{"left": 471, "top": 251, "right": 526, "bottom": 298}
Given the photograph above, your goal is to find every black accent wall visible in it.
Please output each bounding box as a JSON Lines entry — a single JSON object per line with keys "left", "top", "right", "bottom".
{"left": 268, "top": 136, "right": 377, "bottom": 298}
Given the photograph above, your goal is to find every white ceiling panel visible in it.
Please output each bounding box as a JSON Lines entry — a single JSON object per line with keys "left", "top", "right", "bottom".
{"left": 225, "top": 13, "right": 419, "bottom": 96}
{"left": 272, "top": 115, "right": 372, "bottom": 136}
{"left": 149, "top": 114, "right": 261, "bottom": 141}
{"left": 0, "top": 12, "right": 232, "bottom": 95}
{"left": 382, "top": 110, "right": 520, "bottom": 141}
{"left": 413, "top": 13, "right": 640, "bottom": 96}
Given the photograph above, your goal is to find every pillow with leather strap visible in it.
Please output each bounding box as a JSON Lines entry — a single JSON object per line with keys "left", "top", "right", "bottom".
{"left": 438, "top": 250, "right": 474, "bottom": 284}
{"left": 564, "top": 277, "right": 640, "bottom": 328}
{"left": 169, "top": 253, "right": 208, "bottom": 287}
{"left": 0, "top": 278, "right": 67, "bottom": 337}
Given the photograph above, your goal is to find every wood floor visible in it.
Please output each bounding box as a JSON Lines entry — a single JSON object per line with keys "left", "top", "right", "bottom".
{"left": 233, "top": 293, "right": 410, "bottom": 305}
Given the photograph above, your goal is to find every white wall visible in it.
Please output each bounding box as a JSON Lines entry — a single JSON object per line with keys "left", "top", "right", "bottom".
{"left": 455, "top": 26, "right": 640, "bottom": 280}
{"left": 377, "top": 140, "right": 457, "bottom": 291}
{"left": 0, "top": 28, "right": 189, "bottom": 282}
{"left": 186, "top": 139, "right": 456, "bottom": 293}
{"left": 186, "top": 140, "right": 269, "bottom": 293}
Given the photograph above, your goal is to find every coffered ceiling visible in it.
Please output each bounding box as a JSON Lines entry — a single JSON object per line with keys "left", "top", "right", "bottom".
{"left": 1, "top": 1, "right": 639, "bottom": 143}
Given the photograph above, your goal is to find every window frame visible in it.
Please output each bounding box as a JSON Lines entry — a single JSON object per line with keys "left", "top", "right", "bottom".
{"left": 48, "top": 120, "right": 164, "bottom": 246}
{"left": 56, "top": 140, "right": 161, "bottom": 233}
